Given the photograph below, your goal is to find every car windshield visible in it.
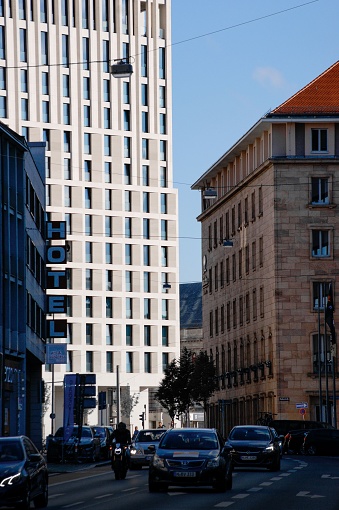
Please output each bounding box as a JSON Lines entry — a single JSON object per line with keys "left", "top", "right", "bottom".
{"left": 0, "top": 441, "right": 24, "bottom": 462}
{"left": 94, "top": 428, "right": 106, "bottom": 438}
{"left": 137, "top": 431, "right": 165, "bottom": 442}
{"left": 230, "top": 428, "right": 270, "bottom": 441}
{"left": 160, "top": 432, "right": 218, "bottom": 450}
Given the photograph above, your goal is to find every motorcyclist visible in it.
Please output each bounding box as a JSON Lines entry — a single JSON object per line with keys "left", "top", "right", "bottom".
{"left": 111, "top": 422, "right": 131, "bottom": 469}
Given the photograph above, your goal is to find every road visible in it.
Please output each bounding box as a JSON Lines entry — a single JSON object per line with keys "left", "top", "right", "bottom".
{"left": 47, "top": 456, "right": 339, "bottom": 510}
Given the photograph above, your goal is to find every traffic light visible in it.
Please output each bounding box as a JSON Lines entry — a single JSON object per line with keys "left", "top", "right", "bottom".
{"left": 139, "top": 412, "right": 145, "bottom": 428}
{"left": 98, "top": 391, "right": 107, "bottom": 410}
{"left": 74, "top": 373, "right": 96, "bottom": 425}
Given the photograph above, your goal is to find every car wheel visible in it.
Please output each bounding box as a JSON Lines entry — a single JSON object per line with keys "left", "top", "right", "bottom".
{"left": 34, "top": 479, "right": 49, "bottom": 508}
{"left": 307, "top": 445, "right": 317, "bottom": 455}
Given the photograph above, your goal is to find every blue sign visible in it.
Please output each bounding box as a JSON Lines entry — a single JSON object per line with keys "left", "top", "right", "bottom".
{"left": 46, "top": 343, "right": 67, "bottom": 364}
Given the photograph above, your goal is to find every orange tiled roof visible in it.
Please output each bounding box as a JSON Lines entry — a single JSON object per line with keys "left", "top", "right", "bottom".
{"left": 271, "top": 61, "right": 339, "bottom": 115}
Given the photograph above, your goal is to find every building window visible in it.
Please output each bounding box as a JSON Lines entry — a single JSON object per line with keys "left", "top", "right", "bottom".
{"left": 105, "top": 189, "right": 111, "bottom": 209}
{"left": 144, "top": 325, "right": 151, "bottom": 346}
{"left": 84, "top": 160, "right": 91, "bottom": 181}
{"left": 125, "top": 217, "right": 131, "bottom": 238}
{"left": 161, "top": 246, "right": 168, "bottom": 267}
{"left": 83, "top": 37, "right": 89, "bottom": 70}
{"left": 142, "top": 165, "right": 149, "bottom": 186}
{"left": 64, "top": 185, "right": 71, "bottom": 207}
{"left": 84, "top": 188, "right": 91, "bottom": 208}
{"left": 159, "top": 85, "right": 166, "bottom": 108}
{"left": 0, "top": 26, "right": 5, "bottom": 59}
{"left": 143, "top": 245, "right": 150, "bottom": 266}
{"left": 123, "top": 81, "right": 130, "bottom": 104}
{"left": 141, "top": 83, "right": 148, "bottom": 106}
{"left": 105, "top": 243, "right": 112, "bottom": 263}
{"left": 103, "top": 79, "right": 110, "bottom": 101}
{"left": 311, "top": 177, "right": 329, "bottom": 205}
{"left": 126, "top": 352, "right": 133, "bottom": 373}
{"left": 85, "top": 241, "right": 92, "bottom": 263}
{"left": 106, "top": 269, "right": 112, "bottom": 290}
{"left": 125, "top": 244, "right": 132, "bottom": 265}
{"left": 209, "top": 311, "right": 213, "bottom": 337}
{"left": 104, "top": 107, "right": 110, "bottom": 129}
{"left": 125, "top": 190, "right": 131, "bottom": 211}
{"left": 144, "top": 271, "right": 150, "bottom": 292}
{"left": 106, "top": 324, "right": 113, "bottom": 345}
{"left": 162, "top": 353, "right": 169, "bottom": 372}
{"left": 160, "top": 193, "right": 167, "bottom": 214}
{"left": 105, "top": 216, "right": 111, "bottom": 237}
{"left": 21, "top": 98, "right": 28, "bottom": 120}
{"left": 162, "top": 326, "right": 169, "bottom": 346}
{"left": 83, "top": 76, "right": 90, "bottom": 99}
{"left": 86, "top": 296, "right": 92, "bottom": 317}
{"left": 86, "top": 323, "right": 93, "bottom": 345}
{"left": 20, "top": 28, "right": 27, "bottom": 61}
{"left": 86, "top": 351, "right": 93, "bottom": 372}
{"left": 252, "top": 241, "right": 256, "bottom": 270}
{"left": 312, "top": 230, "right": 330, "bottom": 258}
{"left": 86, "top": 268, "right": 92, "bottom": 290}
{"left": 313, "top": 281, "right": 331, "bottom": 310}
{"left": 124, "top": 164, "right": 131, "bottom": 185}
{"left": 160, "top": 167, "right": 167, "bottom": 187}
{"left": 63, "top": 103, "right": 70, "bottom": 125}
{"left": 106, "top": 352, "right": 113, "bottom": 373}
{"left": 42, "top": 71, "right": 48, "bottom": 94}
{"left": 142, "top": 111, "right": 148, "bottom": 132}
{"left": 141, "top": 45, "right": 147, "bottom": 76}
{"left": 64, "top": 131, "right": 71, "bottom": 152}
{"left": 142, "top": 138, "right": 148, "bottom": 159}
{"left": 84, "top": 105, "right": 90, "bottom": 127}
{"left": 161, "top": 220, "right": 168, "bottom": 240}
{"left": 143, "top": 218, "right": 150, "bottom": 239}
{"left": 125, "top": 270, "right": 132, "bottom": 292}
{"left": 42, "top": 100, "right": 49, "bottom": 122}
{"left": 126, "top": 297, "right": 132, "bottom": 319}
{"left": 160, "top": 140, "right": 166, "bottom": 161}
{"left": 124, "top": 110, "right": 130, "bottom": 131}
{"left": 105, "top": 162, "right": 111, "bottom": 183}
{"left": 162, "top": 299, "right": 168, "bottom": 320}
{"left": 159, "top": 47, "right": 165, "bottom": 79}
{"left": 312, "top": 128, "right": 327, "bottom": 152}
{"left": 126, "top": 325, "right": 133, "bottom": 346}
{"left": 123, "top": 137, "right": 130, "bottom": 158}
{"left": 106, "top": 297, "right": 113, "bottom": 318}
{"left": 64, "top": 159, "right": 71, "bottom": 179}
{"left": 260, "top": 286, "right": 264, "bottom": 318}
{"left": 258, "top": 186, "right": 263, "bottom": 215}
{"left": 144, "top": 353, "right": 151, "bottom": 373}
{"left": 144, "top": 298, "right": 150, "bottom": 319}
{"left": 41, "top": 31, "right": 48, "bottom": 64}
{"left": 84, "top": 133, "right": 91, "bottom": 154}
{"left": 312, "top": 334, "right": 330, "bottom": 374}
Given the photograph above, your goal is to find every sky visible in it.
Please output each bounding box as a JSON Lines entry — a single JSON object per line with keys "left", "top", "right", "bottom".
{"left": 170, "top": 0, "right": 339, "bottom": 284}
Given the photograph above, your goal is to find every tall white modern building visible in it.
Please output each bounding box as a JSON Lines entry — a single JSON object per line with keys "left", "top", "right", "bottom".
{"left": 1, "top": 0, "right": 180, "bottom": 433}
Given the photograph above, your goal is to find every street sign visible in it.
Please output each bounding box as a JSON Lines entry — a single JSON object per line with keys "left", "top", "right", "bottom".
{"left": 299, "top": 408, "right": 306, "bottom": 415}
{"left": 296, "top": 402, "right": 308, "bottom": 409}
{"left": 279, "top": 397, "right": 290, "bottom": 401}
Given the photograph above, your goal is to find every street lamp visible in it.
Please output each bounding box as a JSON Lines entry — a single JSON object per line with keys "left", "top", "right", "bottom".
{"left": 111, "top": 59, "right": 133, "bottom": 79}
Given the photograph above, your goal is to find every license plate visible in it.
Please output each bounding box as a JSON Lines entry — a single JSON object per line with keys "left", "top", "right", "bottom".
{"left": 145, "top": 455, "right": 152, "bottom": 461}
{"left": 174, "top": 471, "right": 196, "bottom": 478}
{"left": 240, "top": 455, "right": 257, "bottom": 461}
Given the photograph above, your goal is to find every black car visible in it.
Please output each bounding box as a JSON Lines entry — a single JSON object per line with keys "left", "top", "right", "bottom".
{"left": 92, "top": 426, "right": 112, "bottom": 460}
{"left": 47, "top": 426, "right": 101, "bottom": 463}
{"left": 302, "top": 428, "right": 339, "bottom": 455}
{"left": 225, "top": 425, "right": 281, "bottom": 471}
{"left": 0, "top": 435, "right": 48, "bottom": 509}
{"left": 130, "top": 429, "right": 167, "bottom": 469}
{"left": 148, "top": 428, "right": 232, "bottom": 492}
{"left": 283, "top": 429, "right": 307, "bottom": 454}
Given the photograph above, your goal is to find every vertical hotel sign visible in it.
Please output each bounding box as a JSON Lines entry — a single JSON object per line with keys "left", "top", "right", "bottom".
{"left": 46, "top": 221, "right": 67, "bottom": 338}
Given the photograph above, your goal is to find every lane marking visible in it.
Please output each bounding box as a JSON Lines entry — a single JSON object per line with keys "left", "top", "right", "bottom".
{"left": 270, "top": 477, "right": 282, "bottom": 481}
{"left": 94, "top": 494, "right": 114, "bottom": 499}
{"left": 260, "top": 482, "right": 273, "bottom": 486}
{"left": 232, "top": 494, "right": 249, "bottom": 499}
{"left": 214, "top": 502, "right": 235, "bottom": 508}
{"left": 322, "top": 474, "right": 339, "bottom": 480}
{"left": 247, "top": 487, "right": 263, "bottom": 492}
{"left": 297, "top": 491, "right": 325, "bottom": 499}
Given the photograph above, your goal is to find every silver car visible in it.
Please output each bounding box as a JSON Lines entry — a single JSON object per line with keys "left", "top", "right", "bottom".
{"left": 130, "top": 429, "right": 167, "bottom": 469}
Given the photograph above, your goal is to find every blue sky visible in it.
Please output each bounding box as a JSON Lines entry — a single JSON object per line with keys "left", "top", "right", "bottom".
{"left": 171, "top": 0, "right": 339, "bottom": 284}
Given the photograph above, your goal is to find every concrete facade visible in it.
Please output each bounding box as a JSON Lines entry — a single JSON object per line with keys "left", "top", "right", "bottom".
{"left": 0, "top": 0, "right": 179, "bottom": 435}
{"left": 192, "top": 62, "right": 339, "bottom": 434}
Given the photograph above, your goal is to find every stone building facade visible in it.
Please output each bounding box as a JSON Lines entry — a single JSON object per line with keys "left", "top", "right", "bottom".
{"left": 192, "top": 61, "right": 339, "bottom": 434}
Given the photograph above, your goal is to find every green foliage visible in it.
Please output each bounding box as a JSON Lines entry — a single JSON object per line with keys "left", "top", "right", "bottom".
{"left": 155, "top": 348, "right": 217, "bottom": 419}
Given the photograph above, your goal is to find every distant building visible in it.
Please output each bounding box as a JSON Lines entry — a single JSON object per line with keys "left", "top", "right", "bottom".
{"left": 0, "top": 123, "right": 46, "bottom": 446}
{"left": 180, "top": 282, "right": 203, "bottom": 354}
{"left": 193, "top": 61, "right": 339, "bottom": 433}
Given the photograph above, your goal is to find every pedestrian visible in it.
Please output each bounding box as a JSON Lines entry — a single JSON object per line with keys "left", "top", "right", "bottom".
{"left": 158, "top": 421, "right": 165, "bottom": 428}
{"left": 132, "top": 426, "right": 139, "bottom": 440}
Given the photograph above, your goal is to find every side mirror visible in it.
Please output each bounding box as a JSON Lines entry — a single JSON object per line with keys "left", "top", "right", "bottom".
{"left": 29, "top": 453, "right": 42, "bottom": 463}
{"left": 148, "top": 444, "right": 156, "bottom": 453}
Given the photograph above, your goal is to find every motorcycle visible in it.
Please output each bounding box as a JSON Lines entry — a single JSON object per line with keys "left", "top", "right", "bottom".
{"left": 111, "top": 442, "right": 129, "bottom": 480}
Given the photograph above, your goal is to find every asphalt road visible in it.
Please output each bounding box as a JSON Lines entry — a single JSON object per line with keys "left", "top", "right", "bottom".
{"left": 47, "top": 456, "right": 339, "bottom": 510}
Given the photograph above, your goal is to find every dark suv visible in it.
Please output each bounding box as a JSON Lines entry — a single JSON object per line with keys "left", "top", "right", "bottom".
{"left": 47, "top": 426, "right": 101, "bottom": 462}
{"left": 302, "top": 428, "right": 339, "bottom": 456}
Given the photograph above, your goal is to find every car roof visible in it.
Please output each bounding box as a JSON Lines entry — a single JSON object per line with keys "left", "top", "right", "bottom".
{"left": 166, "top": 428, "right": 217, "bottom": 433}
{"left": 231, "top": 425, "right": 270, "bottom": 430}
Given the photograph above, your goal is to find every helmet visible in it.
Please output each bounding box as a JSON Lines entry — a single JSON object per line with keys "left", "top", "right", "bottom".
{"left": 118, "top": 422, "right": 126, "bottom": 430}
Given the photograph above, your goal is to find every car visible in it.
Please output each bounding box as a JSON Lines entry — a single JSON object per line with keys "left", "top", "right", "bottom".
{"left": 148, "top": 428, "right": 232, "bottom": 493}
{"left": 270, "top": 428, "right": 284, "bottom": 457}
{"left": 47, "top": 426, "right": 101, "bottom": 463}
{"left": 224, "top": 425, "right": 281, "bottom": 471}
{"left": 92, "top": 426, "right": 112, "bottom": 460}
{"left": 302, "top": 428, "right": 339, "bottom": 456}
{"left": 0, "top": 435, "right": 48, "bottom": 509}
{"left": 130, "top": 428, "right": 167, "bottom": 469}
{"left": 283, "top": 429, "right": 308, "bottom": 454}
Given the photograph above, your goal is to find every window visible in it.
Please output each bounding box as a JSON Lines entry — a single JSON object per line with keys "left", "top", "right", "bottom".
{"left": 312, "top": 129, "right": 327, "bottom": 152}
{"left": 160, "top": 167, "right": 167, "bottom": 187}
{"left": 125, "top": 190, "right": 131, "bottom": 211}
{"left": 106, "top": 352, "right": 113, "bottom": 372}
{"left": 42, "top": 100, "right": 49, "bottom": 122}
{"left": 162, "top": 326, "right": 169, "bottom": 346}
{"left": 141, "top": 45, "right": 147, "bottom": 76}
{"left": 162, "top": 353, "right": 169, "bottom": 372}
{"left": 126, "top": 297, "right": 132, "bottom": 319}
{"left": 64, "top": 103, "right": 70, "bottom": 125}
{"left": 84, "top": 133, "right": 91, "bottom": 154}
{"left": 144, "top": 271, "right": 150, "bottom": 292}
{"left": 125, "top": 270, "right": 132, "bottom": 292}
{"left": 106, "top": 297, "right": 113, "bottom": 318}
{"left": 159, "top": 47, "right": 165, "bottom": 79}
{"left": 84, "top": 105, "right": 90, "bottom": 126}
{"left": 104, "top": 107, "right": 110, "bottom": 128}
{"left": 106, "top": 269, "right": 112, "bottom": 290}
{"left": 311, "top": 177, "right": 329, "bottom": 204}
{"left": 123, "top": 82, "right": 130, "bottom": 104}
{"left": 125, "top": 244, "right": 132, "bottom": 265}
{"left": 161, "top": 193, "right": 167, "bottom": 214}
{"left": 161, "top": 246, "right": 168, "bottom": 267}
{"left": 105, "top": 243, "right": 112, "bottom": 263}
{"left": 85, "top": 188, "right": 91, "bottom": 208}
{"left": 126, "top": 325, "right": 133, "bottom": 346}
{"left": 160, "top": 113, "right": 166, "bottom": 134}
{"left": 20, "top": 69, "right": 27, "bottom": 92}
{"left": 105, "top": 162, "right": 111, "bottom": 183}
{"left": 0, "top": 26, "right": 5, "bottom": 59}
{"left": 86, "top": 323, "right": 93, "bottom": 345}
{"left": 62, "top": 34, "right": 69, "bottom": 66}
{"left": 106, "top": 324, "right": 113, "bottom": 345}
{"left": 144, "top": 298, "right": 150, "bottom": 319}
{"left": 64, "top": 185, "right": 71, "bottom": 206}
{"left": 125, "top": 217, "right": 131, "bottom": 238}
{"left": 159, "top": 86, "right": 166, "bottom": 108}
{"left": 143, "top": 192, "right": 149, "bottom": 213}
{"left": 42, "top": 72, "right": 48, "bottom": 94}
{"left": 84, "top": 160, "right": 91, "bottom": 181}
{"left": 142, "top": 165, "right": 149, "bottom": 186}
{"left": 313, "top": 281, "right": 332, "bottom": 310}
{"left": 142, "top": 138, "right": 148, "bottom": 159}
{"left": 85, "top": 214, "right": 92, "bottom": 235}
{"left": 160, "top": 140, "right": 166, "bottom": 161}
{"left": 104, "top": 135, "right": 111, "bottom": 156}
{"left": 162, "top": 300, "right": 168, "bottom": 320}
{"left": 124, "top": 110, "right": 130, "bottom": 130}
{"left": 312, "top": 333, "right": 330, "bottom": 374}
{"left": 86, "top": 351, "right": 93, "bottom": 372}
{"left": 103, "top": 79, "right": 110, "bottom": 101}
{"left": 21, "top": 98, "right": 28, "bottom": 120}
{"left": 105, "top": 189, "right": 111, "bottom": 209}
{"left": 124, "top": 164, "right": 131, "bottom": 185}
{"left": 144, "top": 353, "right": 151, "bottom": 373}
{"left": 142, "top": 111, "right": 148, "bottom": 132}
{"left": 83, "top": 37, "right": 89, "bottom": 70}
{"left": 312, "top": 230, "right": 330, "bottom": 257}
{"left": 144, "top": 325, "right": 151, "bottom": 346}
{"left": 143, "top": 218, "right": 150, "bottom": 239}
{"left": 143, "top": 245, "right": 150, "bottom": 266}
{"left": 20, "top": 28, "right": 27, "bottom": 61}
{"left": 63, "top": 75, "right": 70, "bottom": 97}
{"left": 85, "top": 268, "right": 92, "bottom": 290}
{"left": 41, "top": 31, "right": 48, "bottom": 65}
{"left": 124, "top": 137, "right": 130, "bottom": 158}
{"left": 85, "top": 241, "right": 92, "bottom": 262}
{"left": 83, "top": 76, "right": 90, "bottom": 99}
{"left": 64, "top": 131, "right": 71, "bottom": 152}
{"left": 105, "top": 216, "right": 111, "bottom": 237}
{"left": 141, "top": 84, "right": 148, "bottom": 106}
{"left": 86, "top": 296, "right": 92, "bottom": 317}
{"left": 126, "top": 352, "right": 133, "bottom": 373}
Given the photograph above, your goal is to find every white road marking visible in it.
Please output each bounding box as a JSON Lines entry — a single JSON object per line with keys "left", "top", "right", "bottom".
{"left": 322, "top": 474, "right": 339, "bottom": 480}
{"left": 280, "top": 473, "right": 291, "bottom": 477}
{"left": 247, "top": 487, "right": 263, "bottom": 492}
{"left": 94, "top": 494, "right": 114, "bottom": 499}
{"left": 232, "top": 493, "right": 249, "bottom": 499}
{"left": 214, "top": 502, "right": 235, "bottom": 508}
{"left": 270, "top": 477, "right": 282, "bottom": 481}
{"left": 296, "top": 491, "right": 325, "bottom": 499}
{"left": 260, "top": 482, "right": 273, "bottom": 486}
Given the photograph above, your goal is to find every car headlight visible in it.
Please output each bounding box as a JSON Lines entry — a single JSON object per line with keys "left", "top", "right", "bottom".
{"left": 0, "top": 473, "right": 22, "bottom": 487}
{"left": 130, "top": 448, "right": 143, "bottom": 455}
{"left": 152, "top": 454, "right": 165, "bottom": 468}
{"left": 207, "top": 457, "right": 220, "bottom": 468}
{"left": 265, "top": 445, "right": 274, "bottom": 452}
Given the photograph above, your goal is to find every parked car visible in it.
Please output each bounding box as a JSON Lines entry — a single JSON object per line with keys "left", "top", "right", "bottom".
{"left": 270, "top": 419, "right": 334, "bottom": 436}
{"left": 148, "top": 428, "right": 232, "bottom": 492}
{"left": 47, "top": 426, "right": 101, "bottom": 463}
{"left": 92, "top": 426, "right": 112, "bottom": 460}
{"left": 302, "top": 428, "right": 339, "bottom": 456}
{"left": 130, "top": 428, "right": 167, "bottom": 469}
{"left": 224, "top": 425, "right": 281, "bottom": 471}
{"left": 283, "top": 429, "right": 308, "bottom": 454}
{"left": 0, "top": 435, "right": 48, "bottom": 509}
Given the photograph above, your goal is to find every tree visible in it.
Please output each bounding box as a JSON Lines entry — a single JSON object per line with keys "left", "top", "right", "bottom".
{"left": 121, "top": 390, "right": 139, "bottom": 419}
{"left": 155, "top": 348, "right": 217, "bottom": 423}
